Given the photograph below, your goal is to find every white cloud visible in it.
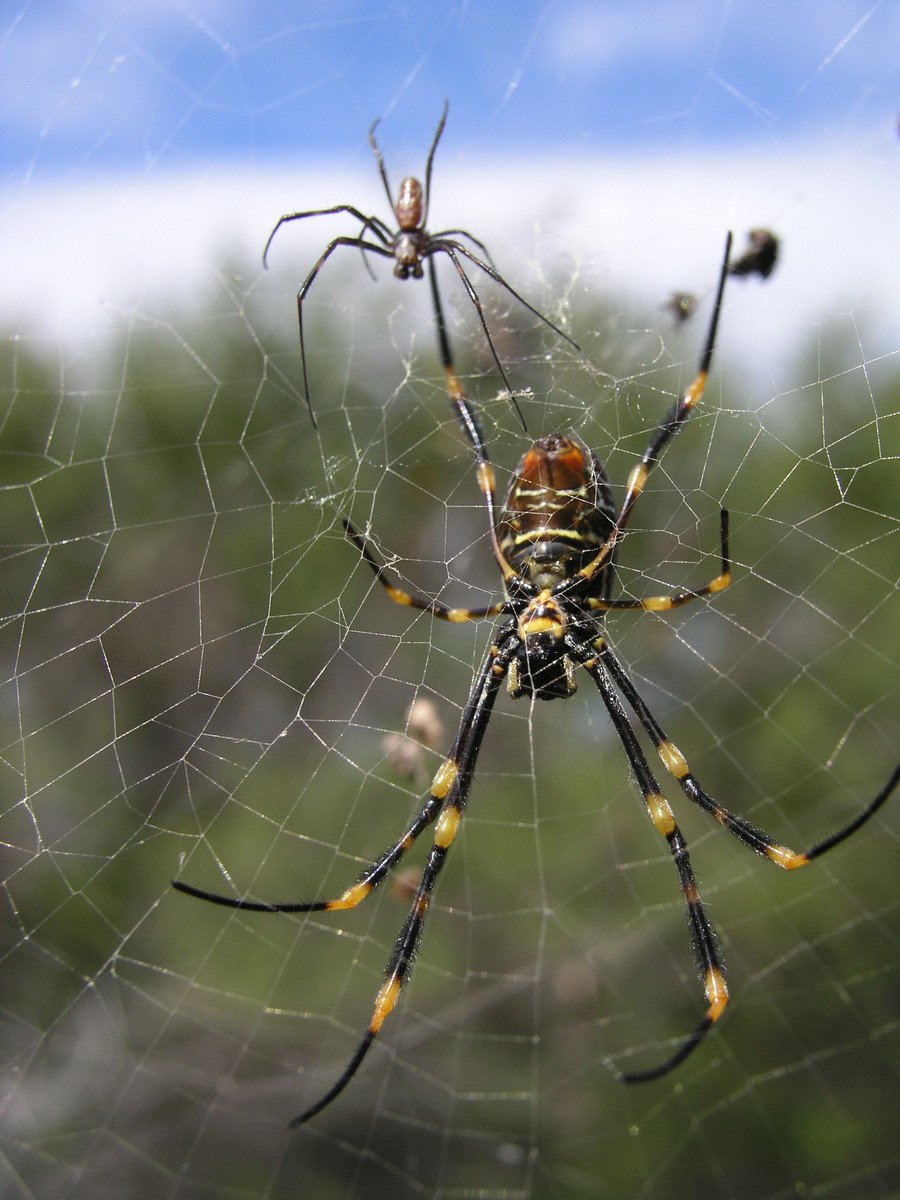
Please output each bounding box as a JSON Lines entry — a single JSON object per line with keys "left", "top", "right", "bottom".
{"left": 1, "top": 138, "right": 896, "bottom": 399}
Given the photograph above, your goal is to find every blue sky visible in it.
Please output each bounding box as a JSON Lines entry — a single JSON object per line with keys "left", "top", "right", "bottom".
{"left": 1, "top": 0, "right": 897, "bottom": 383}
{"left": 2, "top": 0, "right": 896, "bottom": 181}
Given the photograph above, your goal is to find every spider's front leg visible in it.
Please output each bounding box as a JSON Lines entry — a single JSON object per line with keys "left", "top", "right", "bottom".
{"left": 289, "top": 234, "right": 394, "bottom": 426}
{"left": 575, "top": 231, "right": 732, "bottom": 592}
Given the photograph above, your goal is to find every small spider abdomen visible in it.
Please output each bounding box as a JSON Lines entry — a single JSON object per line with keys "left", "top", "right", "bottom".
{"left": 395, "top": 176, "right": 424, "bottom": 231}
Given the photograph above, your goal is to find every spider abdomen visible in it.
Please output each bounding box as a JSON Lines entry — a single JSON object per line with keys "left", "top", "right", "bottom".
{"left": 498, "top": 433, "right": 615, "bottom": 589}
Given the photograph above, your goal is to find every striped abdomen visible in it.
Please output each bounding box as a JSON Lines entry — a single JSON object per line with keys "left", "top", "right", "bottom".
{"left": 497, "top": 434, "right": 615, "bottom": 591}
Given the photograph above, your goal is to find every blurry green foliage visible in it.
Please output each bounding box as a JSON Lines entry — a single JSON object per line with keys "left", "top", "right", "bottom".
{"left": 0, "top": 277, "right": 896, "bottom": 1200}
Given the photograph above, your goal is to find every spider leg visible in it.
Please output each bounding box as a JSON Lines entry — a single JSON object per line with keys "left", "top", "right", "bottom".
{"left": 262, "top": 205, "right": 392, "bottom": 268}
{"left": 172, "top": 631, "right": 514, "bottom": 918}
{"left": 597, "top": 641, "right": 899, "bottom": 868}
{"left": 427, "top": 260, "right": 522, "bottom": 582}
{"left": 428, "top": 257, "right": 528, "bottom": 437}
{"left": 369, "top": 114, "right": 397, "bottom": 213}
{"left": 573, "top": 231, "right": 732, "bottom": 592}
{"left": 428, "top": 244, "right": 531, "bottom": 431}
{"left": 429, "top": 228, "right": 497, "bottom": 270}
{"left": 342, "top": 517, "right": 507, "bottom": 622}
{"left": 570, "top": 637, "right": 729, "bottom": 1081}
{"left": 172, "top": 788, "right": 439, "bottom": 913}
{"left": 421, "top": 99, "right": 449, "bottom": 228}
{"left": 291, "top": 235, "right": 394, "bottom": 425}
{"left": 588, "top": 509, "right": 730, "bottom": 613}
{"left": 434, "top": 237, "right": 581, "bottom": 359}
{"left": 290, "top": 634, "right": 518, "bottom": 1125}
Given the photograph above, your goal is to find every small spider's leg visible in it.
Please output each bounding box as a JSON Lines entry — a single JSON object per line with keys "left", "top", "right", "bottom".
{"left": 572, "top": 639, "right": 729, "bottom": 1081}
{"left": 429, "top": 228, "right": 497, "bottom": 270}
{"left": 573, "top": 232, "right": 732, "bottom": 593}
{"left": 262, "top": 205, "right": 391, "bottom": 268}
{"left": 441, "top": 241, "right": 580, "bottom": 352}
{"left": 598, "top": 642, "right": 899, "bottom": 870}
{"left": 292, "top": 236, "right": 394, "bottom": 424}
{"left": 421, "top": 99, "right": 449, "bottom": 228}
{"left": 435, "top": 238, "right": 581, "bottom": 353}
{"left": 291, "top": 635, "right": 517, "bottom": 1125}
{"left": 428, "top": 246, "right": 528, "bottom": 431}
{"left": 343, "top": 517, "right": 507, "bottom": 622}
{"left": 588, "top": 510, "right": 730, "bottom": 613}
{"left": 354, "top": 215, "right": 395, "bottom": 281}
{"left": 368, "top": 115, "right": 396, "bottom": 213}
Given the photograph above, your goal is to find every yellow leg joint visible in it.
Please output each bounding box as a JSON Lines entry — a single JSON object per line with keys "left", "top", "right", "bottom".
{"left": 330, "top": 880, "right": 372, "bottom": 910}
{"left": 765, "top": 843, "right": 808, "bottom": 870}
{"left": 658, "top": 740, "right": 689, "bottom": 780}
{"left": 476, "top": 461, "right": 496, "bottom": 496}
{"left": 647, "top": 792, "right": 676, "bottom": 837}
{"left": 685, "top": 370, "right": 708, "bottom": 410}
{"left": 431, "top": 758, "right": 459, "bottom": 801}
{"left": 707, "top": 572, "right": 731, "bottom": 593}
{"left": 626, "top": 462, "right": 649, "bottom": 497}
{"left": 641, "top": 596, "right": 675, "bottom": 611}
{"left": 371, "top": 975, "right": 402, "bottom": 1033}
{"left": 434, "top": 805, "right": 461, "bottom": 850}
{"left": 704, "top": 965, "right": 729, "bottom": 1022}
{"left": 444, "top": 365, "right": 463, "bottom": 402}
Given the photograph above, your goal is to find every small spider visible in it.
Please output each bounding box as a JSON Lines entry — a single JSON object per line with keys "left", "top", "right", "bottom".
{"left": 173, "top": 234, "right": 896, "bottom": 1125}
{"left": 263, "top": 101, "right": 579, "bottom": 428}
{"left": 729, "top": 228, "right": 779, "bottom": 279}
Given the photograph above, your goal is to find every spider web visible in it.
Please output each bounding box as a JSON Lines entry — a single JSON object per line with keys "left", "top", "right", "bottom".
{"left": 1, "top": 3, "right": 897, "bottom": 1199}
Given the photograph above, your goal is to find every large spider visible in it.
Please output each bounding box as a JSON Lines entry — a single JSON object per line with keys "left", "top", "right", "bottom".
{"left": 173, "top": 234, "right": 897, "bottom": 1125}
{"left": 263, "top": 101, "right": 578, "bottom": 428}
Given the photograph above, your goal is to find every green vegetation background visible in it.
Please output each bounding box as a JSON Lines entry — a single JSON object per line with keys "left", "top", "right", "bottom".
{"left": 1, "top": 267, "right": 897, "bottom": 1200}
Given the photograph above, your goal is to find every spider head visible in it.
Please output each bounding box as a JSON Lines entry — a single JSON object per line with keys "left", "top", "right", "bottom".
{"left": 508, "top": 593, "right": 576, "bottom": 701}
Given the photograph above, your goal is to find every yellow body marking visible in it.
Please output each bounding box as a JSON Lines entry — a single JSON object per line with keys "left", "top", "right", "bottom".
{"left": 521, "top": 616, "right": 563, "bottom": 637}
